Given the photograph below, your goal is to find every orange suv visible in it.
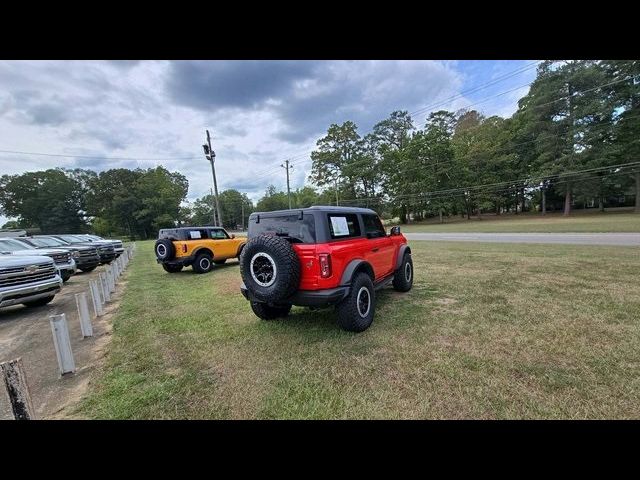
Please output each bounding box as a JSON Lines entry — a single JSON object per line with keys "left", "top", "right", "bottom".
{"left": 155, "top": 226, "right": 246, "bottom": 274}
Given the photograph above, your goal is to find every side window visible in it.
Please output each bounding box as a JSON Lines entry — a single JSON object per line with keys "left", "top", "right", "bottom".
{"left": 187, "top": 229, "right": 208, "bottom": 240}
{"left": 210, "top": 229, "right": 229, "bottom": 240}
{"left": 327, "top": 214, "right": 361, "bottom": 240}
{"left": 362, "top": 214, "right": 386, "bottom": 239}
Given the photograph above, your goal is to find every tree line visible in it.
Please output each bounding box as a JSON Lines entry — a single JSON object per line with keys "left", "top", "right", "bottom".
{"left": 0, "top": 166, "right": 189, "bottom": 239}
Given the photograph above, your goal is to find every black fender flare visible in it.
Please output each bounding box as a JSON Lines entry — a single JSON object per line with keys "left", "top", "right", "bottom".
{"left": 340, "top": 259, "right": 375, "bottom": 286}
{"left": 394, "top": 245, "right": 412, "bottom": 271}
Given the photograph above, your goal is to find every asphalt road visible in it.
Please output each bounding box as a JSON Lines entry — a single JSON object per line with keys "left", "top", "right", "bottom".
{"left": 404, "top": 232, "right": 640, "bottom": 246}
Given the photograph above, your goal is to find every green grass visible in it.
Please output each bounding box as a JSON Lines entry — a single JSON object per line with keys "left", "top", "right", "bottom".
{"left": 76, "top": 240, "right": 640, "bottom": 419}
{"left": 398, "top": 210, "right": 640, "bottom": 233}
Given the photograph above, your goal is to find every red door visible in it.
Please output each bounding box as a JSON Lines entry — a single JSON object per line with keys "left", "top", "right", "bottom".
{"left": 362, "top": 214, "right": 395, "bottom": 279}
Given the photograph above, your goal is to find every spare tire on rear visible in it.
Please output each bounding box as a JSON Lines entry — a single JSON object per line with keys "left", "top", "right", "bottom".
{"left": 240, "top": 235, "right": 301, "bottom": 303}
{"left": 155, "top": 239, "right": 175, "bottom": 261}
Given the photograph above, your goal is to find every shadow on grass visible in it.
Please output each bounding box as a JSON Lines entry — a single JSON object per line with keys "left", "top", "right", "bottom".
{"left": 252, "top": 286, "right": 429, "bottom": 338}
{"left": 157, "top": 261, "right": 240, "bottom": 276}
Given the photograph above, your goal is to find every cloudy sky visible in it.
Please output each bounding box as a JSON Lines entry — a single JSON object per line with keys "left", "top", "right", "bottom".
{"left": 0, "top": 60, "right": 537, "bottom": 225}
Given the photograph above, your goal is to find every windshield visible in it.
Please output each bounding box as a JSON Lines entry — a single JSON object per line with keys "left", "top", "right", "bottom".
{"left": 34, "top": 237, "right": 65, "bottom": 247}
{"left": 0, "top": 238, "right": 34, "bottom": 252}
{"left": 57, "top": 235, "right": 85, "bottom": 244}
{"left": 249, "top": 214, "right": 316, "bottom": 243}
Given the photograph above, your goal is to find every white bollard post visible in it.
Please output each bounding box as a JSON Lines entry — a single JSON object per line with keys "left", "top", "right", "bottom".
{"left": 100, "top": 272, "right": 111, "bottom": 302}
{"left": 108, "top": 267, "right": 116, "bottom": 292}
{"left": 75, "top": 292, "right": 93, "bottom": 338}
{"left": 49, "top": 314, "right": 76, "bottom": 375}
{"left": 89, "top": 280, "right": 103, "bottom": 317}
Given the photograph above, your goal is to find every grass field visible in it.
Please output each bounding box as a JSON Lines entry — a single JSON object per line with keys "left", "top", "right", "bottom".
{"left": 397, "top": 210, "right": 640, "bottom": 233}
{"left": 76, "top": 240, "right": 640, "bottom": 419}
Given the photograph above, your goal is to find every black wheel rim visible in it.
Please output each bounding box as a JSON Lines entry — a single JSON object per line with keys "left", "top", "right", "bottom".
{"left": 250, "top": 252, "right": 277, "bottom": 287}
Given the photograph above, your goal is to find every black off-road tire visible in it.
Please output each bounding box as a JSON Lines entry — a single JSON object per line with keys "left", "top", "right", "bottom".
{"left": 162, "top": 264, "right": 183, "bottom": 273}
{"left": 78, "top": 265, "right": 97, "bottom": 273}
{"left": 240, "top": 235, "right": 300, "bottom": 303}
{"left": 214, "top": 258, "right": 227, "bottom": 265}
{"left": 336, "top": 272, "right": 375, "bottom": 332}
{"left": 250, "top": 301, "right": 292, "bottom": 320}
{"left": 23, "top": 296, "right": 55, "bottom": 308}
{"left": 61, "top": 272, "right": 72, "bottom": 282}
{"left": 192, "top": 253, "right": 213, "bottom": 274}
{"left": 155, "top": 239, "right": 175, "bottom": 261}
{"left": 392, "top": 252, "right": 413, "bottom": 292}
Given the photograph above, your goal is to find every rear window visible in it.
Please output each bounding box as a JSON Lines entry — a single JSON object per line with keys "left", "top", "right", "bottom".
{"left": 249, "top": 214, "right": 316, "bottom": 243}
{"left": 327, "top": 214, "right": 361, "bottom": 240}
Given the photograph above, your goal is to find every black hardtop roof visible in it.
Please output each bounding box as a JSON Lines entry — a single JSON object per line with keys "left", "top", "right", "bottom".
{"left": 249, "top": 206, "right": 378, "bottom": 218}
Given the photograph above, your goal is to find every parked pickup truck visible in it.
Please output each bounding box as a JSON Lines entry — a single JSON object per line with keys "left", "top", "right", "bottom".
{"left": 0, "top": 254, "right": 63, "bottom": 309}
{"left": 75, "top": 234, "right": 125, "bottom": 257}
{"left": 47, "top": 235, "right": 116, "bottom": 265}
{"left": 22, "top": 236, "right": 101, "bottom": 273}
{"left": 0, "top": 238, "right": 76, "bottom": 282}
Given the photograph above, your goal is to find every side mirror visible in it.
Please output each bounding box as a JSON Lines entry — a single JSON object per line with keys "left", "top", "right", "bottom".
{"left": 390, "top": 226, "right": 401, "bottom": 236}
{"left": 231, "top": 234, "right": 236, "bottom": 239}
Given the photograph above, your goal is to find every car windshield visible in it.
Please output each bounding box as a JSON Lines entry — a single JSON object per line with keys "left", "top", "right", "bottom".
{"left": 36, "top": 237, "right": 69, "bottom": 246}
{"left": 249, "top": 214, "right": 316, "bottom": 243}
{"left": 0, "top": 238, "right": 34, "bottom": 252}
{"left": 57, "top": 235, "right": 85, "bottom": 244}
{"left": 28, "top": 238, "right": 54, "bottom": 248}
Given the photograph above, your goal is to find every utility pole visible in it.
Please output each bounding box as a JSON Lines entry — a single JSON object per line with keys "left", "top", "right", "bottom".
{"left": 210, "top": 188, "right": 217, "bottom": 226}
{"left": 241, "top": 202, "right": 245, "bottom": 231}
{"left": 203, "top": 130, "right": 223, "bottom": 227}
{"left": 281, "top": 159, "right": 293, "bottom": 209}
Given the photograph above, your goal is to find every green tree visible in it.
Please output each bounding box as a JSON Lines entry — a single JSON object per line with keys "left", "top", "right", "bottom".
{"left": 133, "top": 167, "right": 189, "bottom": 239}
{"left": 0, "top": 168, "right": 90, "bottom": 233}
{"left": 86, "top": 168, "right": 144, "bottom": 238}
{"left": 256, "top": 185, "right": 289, "bottom": 212}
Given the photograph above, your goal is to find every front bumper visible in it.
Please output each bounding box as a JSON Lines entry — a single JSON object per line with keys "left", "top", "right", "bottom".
{"left": 55, "top": 259, "right": 76, "bottom": 275}
{"left": 240, "top": 282, "right": 350, "bottom": 307}
{"left": 98, "top": 252, "right": 116, "bottom": 264}
{"left": 0, "top": 275, "right": 63, "bottom": 308}
{"left": 76, "top": 255, "right": 101, "bottom": 269}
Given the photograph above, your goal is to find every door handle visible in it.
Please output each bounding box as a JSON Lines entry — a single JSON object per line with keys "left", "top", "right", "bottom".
{"left": 371, "top": 248, "right": 379, "bottom": 252}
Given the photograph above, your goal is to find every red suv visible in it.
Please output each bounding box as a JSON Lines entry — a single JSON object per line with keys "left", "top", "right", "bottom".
{"left": 239, "top": 206, "right": 413, "bottom": 332}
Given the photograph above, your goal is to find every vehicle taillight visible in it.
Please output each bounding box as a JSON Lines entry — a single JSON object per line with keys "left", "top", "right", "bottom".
{"left": 182, "top": 244, "right": 187, "bottom": 253}
{"left": 319, "top": 254, "right": 332, "bottom": 278}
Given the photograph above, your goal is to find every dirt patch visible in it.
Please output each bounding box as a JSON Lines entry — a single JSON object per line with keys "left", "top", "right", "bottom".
{"left": 0, "top": 264, "right": 129, "bottom": 420}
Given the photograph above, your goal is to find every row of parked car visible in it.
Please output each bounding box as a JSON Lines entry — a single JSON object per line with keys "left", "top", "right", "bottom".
{"left": 0, "top": 234, "right": 124, "bottom": 310}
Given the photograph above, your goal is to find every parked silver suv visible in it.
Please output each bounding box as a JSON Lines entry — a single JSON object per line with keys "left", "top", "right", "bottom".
{"left": 0, "top": 254, "right": 63, "bottom": 309}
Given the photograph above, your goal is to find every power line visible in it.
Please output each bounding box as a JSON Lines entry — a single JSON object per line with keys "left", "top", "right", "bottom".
{"left": 0, "top": 149, "right": 200, "bottom": 161}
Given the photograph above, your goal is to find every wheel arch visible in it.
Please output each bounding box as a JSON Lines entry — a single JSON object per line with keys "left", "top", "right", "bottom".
{"left": 340, "top": 259, "right": 375, "bottom": 286}
{"left": 394, "top": 244, "right": 411, "bottom": 271}
{"left": 193, "top": 247, "right": 214, "bottom": 259}
{"left": 236, "top": 241, "right": 247, "bottom": 257}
